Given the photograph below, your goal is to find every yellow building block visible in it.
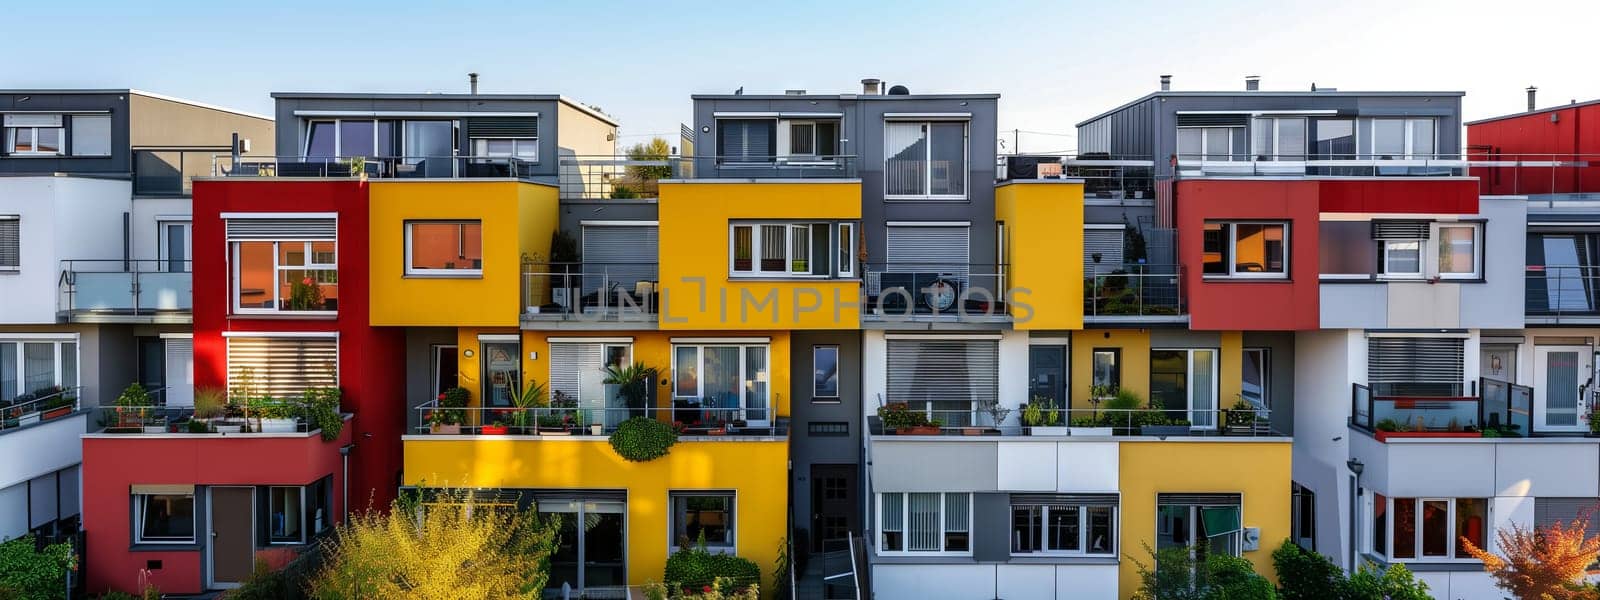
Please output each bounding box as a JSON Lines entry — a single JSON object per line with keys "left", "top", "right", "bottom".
{"left": 995, "top": 181, "right": 1084, "bottom": 330}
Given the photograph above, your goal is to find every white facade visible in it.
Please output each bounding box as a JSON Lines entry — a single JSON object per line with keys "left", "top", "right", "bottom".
{"left": 0, "top": 176, "right": 131, "bottom": 324}
{"left": 0, "top": 413, "right": 86, "bottom": 541}
{"left": 872, "top": 563, "right": 1119, "bottom": 600}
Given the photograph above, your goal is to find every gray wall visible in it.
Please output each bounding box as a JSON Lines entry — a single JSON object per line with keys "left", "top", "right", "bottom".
{"left": 0, "top": 92, "right": 131, "bottom": 175}
{"left": 1243, "top": 331, "right": 1296, "bottom": 435}
{"left": 558, "top": 200, "right": 658, "bottom": 239}
{"left": 972, "top": 492, "right": 1010, "bottom": 562}
{"left": 404, "top": 327, "right": 457, "bottom": 433}
{"left": 789, "top": 330, "right": 863, "bottom": 550}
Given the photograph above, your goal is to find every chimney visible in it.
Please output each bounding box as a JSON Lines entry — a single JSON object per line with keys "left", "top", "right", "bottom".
{"left": 1160, "top": 75, "right": 1172, "bottom": 91}
{"left": 1245, "top": 76, "right": 1260, "bottom": 91}
{"left": 861, "top": 78, "right": 882, "bottom": 95}
{"left": 1527, "top": 86, "right": 1538, "bottom": 111}
{"left": 469, "top": 72, "right": 479, "bottom": 95}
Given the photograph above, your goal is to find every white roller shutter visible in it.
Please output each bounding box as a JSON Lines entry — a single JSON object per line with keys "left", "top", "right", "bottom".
{"left": 548, "top": 342, "right": 602, "bottom": 402}
{"left": 581, "top": 225, "right": 658, "bottom": 297}
{"left": 225, "top": 218, "right": 336, "bottom": 241}
{"left": 1367, "top": 337, "right": 1464, "bottom": 396}
{"left": 1084, "top": 228, "right": 1125, "bottom": 277}
{"left": 0, "top": 217, "right": 17, "bottom": 270}
{"left": 226, "top": 336, "right": 338, "bottom": 399}
{"left": 163, "top": 338, "right": 194, "bottom": 408}
{"left": 886, "top": 339, "right": 997, "bottom": 425}
{"left": 883, "top": 225, "right": 970, "bottom": 293}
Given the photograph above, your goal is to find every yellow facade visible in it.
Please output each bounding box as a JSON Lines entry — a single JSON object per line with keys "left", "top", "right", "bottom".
{"left": 402, "top": 436, "right": 789, "bottom": 591}
{"left": 1070, "top": 330, "right": 1246, "bottom": 411}
{"left": 368, "top": 181, "right": 558, "bottom": 327}
{"left": 1117, "top": 440, "right": 1293, "bottom": 593}
{"left": 995, "top": 181, "right": 1084, "bottom": 330}
{"left": 657, "top": 181, "right": 862, "bottom": 330}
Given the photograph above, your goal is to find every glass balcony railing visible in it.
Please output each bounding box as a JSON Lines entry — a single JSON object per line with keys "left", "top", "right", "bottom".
{"left": 134, "top": 149, "right": 227, "bottom": 196}
{"left": 59, "top": 260, "right": 191, "bottom": 319}
{"left": 1178, "top": 153, "right": 1469, "bottom": 178}
{"left": 1467, "top": 153, "right": 1600, "bottom": 198}
{"left": 212, "top": 155, "right": 543, "bottom": 180}
{"left": 1526, "top": 266, "right": 1600, "bottom": 319}
{"left": 862, "top": 263, "right": 1010, "bottom": 320}
{"left": 1084, "top": 264, "right": 1184, "bottom": 319}
{"left": 411, "top": 402, "right": 785, "bottom": 437}
{"left": 688, "top": 155, "right": 858, "bottom": 181}
{"left": 520, "top": 261, "right": 659, "bottom": 322}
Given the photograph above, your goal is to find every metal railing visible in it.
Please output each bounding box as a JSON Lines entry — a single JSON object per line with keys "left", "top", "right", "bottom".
{"left": 95, "top": 396, "right": 331, "bottom": 435}
{"left": 1, "top": 386, "right": 82, "bottom": 432}
{"left": 520, "top": 261, "right": 659, "bottom": 321}
{"left": 1350, "top": 383, "right": 1484, "bottom": 435}
{"left": 1479, "top": 377, "right": 1534, "bottom": 437}
{"left": 1177, "top": 152, "right": 1469, "bottom": 177}
{"left": 211, "top": 155, "right": 542, "bottom": 180}
{"left": 1526, "top": 266, "right": 1600, "bottom": 319}
{"left": 876, "top": 407, "right": 1280, "bottom": 437}
{"left": 558, "top": 155, "right": 689, "bottom": 200}
{"left": 692, "top": 154, "right": 858, "bottom": 180}
{"left": 59, "top": 259, "right": 192, "bottom": 317}
{"left": 862, "top": 263, "right": 1009, "bottom": 319}
{"left": 134, "top": 148, "right": 230, "bottom": 196}
{"left": 1085, "top": 264, "right": 1184, "bottom": 318}
{"left": 412, "top": 402, "right": 785, "bottom": 437}
{"left": 1001, "top": 154, "right": 1158, "bottom": 201}
{"left": 1467, "top": 153, "right": 1600, "bottom": 198}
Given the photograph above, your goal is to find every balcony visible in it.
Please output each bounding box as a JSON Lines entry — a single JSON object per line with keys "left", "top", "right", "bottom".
{"left": 557, "top": 155, "right": 689, "bottom": 200}
{"left": 861, "top": 263, "right": 1010, "bottom": 325}
{"left": 871, "top": 407, "right": 1282, "bottom": 438}
{"left": 689, "top": 155, "right": 858, "bottom": 181}
{"left": 212, "top": 155, "right": 543, "bottom": 181}
{"left": 1, "top": 386, "right": 82, "bottom": 433}
{"left": 1350, "top": 380, "right": 1554, "bottom": 441}
{"left": 520, "top": 261, "right": 658, "bottom": 328}
{"left": 1084, "top": 264, "right": 1185, "bottom": 324}
{"left": 1527, "top": 266, "right": 1600, "bottom": 324}
{"left": 91, "top": 399, "right": 349, "bottom": 438}
{"left": 1468, "top": 153, "right": 1600, "bottom": 199}
{"left": 58, "top": 260, "right": 191, "bottom": 323}
{"left": 409, "top": 403, "right": 787, "bottom": 438}
{"left": 133, "top": 149, "right": 227, "bottom": 196}
{"left": 1177, "top": 153, "right": 1469, "bottom": 178}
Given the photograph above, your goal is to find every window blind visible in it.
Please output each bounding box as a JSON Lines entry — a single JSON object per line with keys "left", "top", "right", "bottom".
{"left": 580, "top": 225, "right": 657, "bottom": 296}
{"left": 0, "top": 218, "right": 17, "bottom": 268}
{"left": 886, "top": 339, "right": 998, "bottom": 408}
{"left": 1176, "top": 115, "right": 1248, "bottom": 127}
{"left": 1535, "top": 498, "right": 1600, "bottom": 538}
{"left": 466, "top": 117, "right": 537, "bottom": 138}
{"left": 717, "top": 119, "right": 775, "bottom": 161}
{"left": 226, "top": 218, "right": 336, "bottom": 241}
{"left": 885, "top": 225, "right": 970, "bottom": 287}
{"left": 226, "top": 336, "right": 337, "bottom": 399}
{"left": 548, "top": 343, "right": 602, "bottom": 403}
{"left": 1371, "top": 221, "right": 1431, "bottom": 240}
{"left": 1157, "top": 493, "right": 1242, "bottom": 505}
{"left": 1368, "top": 338, "right": 1464, "bottom": 396}
{"left": 1012, "top": 494, "right": 1120, "bottom": 507}
{"left": 1084, "top": 229, "right": 1125, "bottom": 276}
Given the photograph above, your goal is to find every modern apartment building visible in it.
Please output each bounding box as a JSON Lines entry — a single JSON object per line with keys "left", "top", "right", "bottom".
{"left": 0, "top": 89, "right": 270, "bottom": 556}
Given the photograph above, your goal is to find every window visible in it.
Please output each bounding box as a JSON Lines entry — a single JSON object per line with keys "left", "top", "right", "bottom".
{"left": 717, "top": 119, "right": 776, "bottom": 163}
{"left": 406, "top": 221, "right": 482, "bottom": 276}
{"left": 1241, "top": 348, "right": 1269, "bottom": 411}
{"left": 0, "top": 216, "right": 17, "bottom": 272}
{"left": 303, "top": 119, "right": 399, "bottom": 159}
{"left": 1092, "top": 349, "right": 1121, "bottom": 393}
{"left": 481, "top": 338, "right": 520, "bottom": 408}
{"left": 1150, "top": 349, "right": 1219, "bottom": 429}
{"left": 548, "top": 341, "right": 631, "bottom": 412}
{"left": 730, "top": 222, "right": 841, "bottom": 277}
{"left": 785, "top": 120, "right": 839, "bottom": 159}
{"left": 1368, "top": 118, "right": 1436, "bottom": 159}
{"left": 837, "top": 223, "right": 856, "bottom": 278}
{"left": 226, "top": 336, "right": 336, "bottom": 399}
{"left": 1011, "top": 496, "right": 1117, "bottom": 555}
{"left": 878, "top": 492, "right": 971, "bottom": 554}
{"left": 1202, "top": 222, "right": 1288, "bottom": 278}
{"left": 886, "top": 339, "right": 998, "bottom": 427}
{"left": 813, "top": 346, "right": 840, "bottom": 400}
{"left": 1382, "top": 240, "right": 1423, "bottom": 278}
{"left": 233, "top": 240, "right": 338, "bottom": 312}
{"left": 473, "top": 138, "right": 537, "bottom": 160}
{"left": 1, "top": 339, "right": 78, "bottom": 401}
{"left": 1367, "top": 337, "right": 1465, "bottom": 397}
{"left": 885, "top": 121, "right": 967, "bottom": 198}
{"left": 135, "top": 493, "right": 195, "bottom": 544}
{"left": 308, "top": 477, "right": 332, "bottom": 534}
{"left": 70, "top": 115, "right": 112, "bottom": 157}
{"left": 1436, "top": 223, "right": 1480, "bottom": 279}
{"left": 267, "top": 486, "right": 304, "bottom": 544}
{"left": 4, "top": 114, "right": 64, "bottom": 155}
{"left": 671, "top": 492, "right": 735, "bottom": 551}
{"left": 1177, "top": 127, "right": 1240, "bottom": 161}
{"left": 1252, "top": 117, "right": 1306, "bottom": 161}
{"left": 1374, "top": 496, "right": 1486, "bottom": 561}
{"left": 1291, "top": 483, "right": 1315, "bottom": 551}
{"left": 1156, "top": 494, "right": 1242, "bottom": 558}
{"left": 1313, "top": 119, "right": 1356, "bottom": 159}
{"left": 673, "top": 343, "right": 771, "bottom": 424}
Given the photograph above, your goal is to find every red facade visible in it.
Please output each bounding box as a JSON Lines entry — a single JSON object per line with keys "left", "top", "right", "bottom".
{"left": 1468, "top": 101, "right": 1600, "bottom": 195}
{"left": 1316, "top": 178, "right": 1479, "bottom": 214}
{"left": 191, "top": 179, "right": 404, "bottom": 509}
{"left": 1178, "top": 179, "right": 1322, "bottom": 331}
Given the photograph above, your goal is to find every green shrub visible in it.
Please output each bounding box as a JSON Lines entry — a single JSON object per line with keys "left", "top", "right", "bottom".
{"left": 0, "top": 536, "right": 75, "bottom": 600}
{"left": 1273, "top": 540, "right": 1342, "bottom": 600}
{"left": 1104, "top": 388, "right": 1143, "bottom": 411}
{"left": 223, "top": 559, "right": 300, "bottom": 600}
{"left": 115, "top": 383, "right": 152, "bottom": 407}
{"left": 1344, "top": 561, "right": 1430, "bottom": 600}
{"left": 1131, "top": 543, "right": 1274, "bottom": 600}
{"left": 609, "top": 417, "right": 678, "bottom": 462}
{"left": 664, "top": 536, "right": 761, "bottom": 591}
{"left": 303, "top": 387, "right": 344, "bottom": 442}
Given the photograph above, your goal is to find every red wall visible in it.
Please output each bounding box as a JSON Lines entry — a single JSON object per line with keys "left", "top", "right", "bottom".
{"left": 191, "top": 180, "right": 404, "bottom": 514}
{"left": 1317, "top": 178, "right": 1479, "bottom": 214}
{"left": 1178, "top": 180, "right": 1322, "bottom": 331}
{"left": 1468, "top": 103, "right": 1600, "bottom": 195}
{"left": 81, "top": 427, "right": 351, "bottom": 594}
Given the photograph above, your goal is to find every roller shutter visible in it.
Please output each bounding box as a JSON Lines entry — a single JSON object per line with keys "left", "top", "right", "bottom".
{"left": 226, "top": 336, "right": 338, "bottom": 399}
{"left": 225, "top": 218, "right": 336, "bottom": 241}
{"left": 581, "top": 225, "right": 658, "bottom": 297}
{"left": 1367, "top": 337, "right": 1464, "bottom": 396}
{"left": 1084, "top": 228, "right": 1125, "bottom": 277}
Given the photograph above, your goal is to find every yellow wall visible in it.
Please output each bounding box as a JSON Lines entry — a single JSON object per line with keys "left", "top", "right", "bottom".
{"left": 1071, "top": 329, "right": 1151, "bottom": 409}
{"left": 995, "top": 182, "right": 1084, "bottom": 330}
{"left": 1117, "top": 440, "right": 1293, "bottom": 594}
{"left": 658, "top": 181, "right": 862, "bottom": 330}
{"left": 403, "top": 437, "right": 789, "bottom": 591}
{"left": 368, "top": 181, "right": 558, "bottom": 327}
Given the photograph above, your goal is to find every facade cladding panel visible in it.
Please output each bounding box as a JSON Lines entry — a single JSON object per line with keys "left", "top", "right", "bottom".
{"left": 1316, "top": 178, "right": 1479, "bottom": 214}
{"left": 1468, "top": 100, "right": 1600, "bottom": 195}
{"left": 1178, "top": 179, "right": 1321, "bottom": 331}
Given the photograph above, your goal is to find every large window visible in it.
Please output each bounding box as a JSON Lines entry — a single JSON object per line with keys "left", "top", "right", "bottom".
{"left": 226, "top": 336, "right": 337, "bottom": 399}
{"left": 1368, "top": 118, "right": 1436, "bottom": 159}
{"left": 1367, "top": 337, "right": 1465, "bottom": 397}
{"left": 1150, "top": 349, "right": 1218, "bottom": 428}
{"left": 304, "top": 119, "right": 398, "bottom": 159}
{"left": 886, "top": 339, "right": 998, "bottom": 427}
{"left": 134, "top": 492, "right": 195, "bottom": 544}
{"left": 1011, "top": 495, "right": 1116, "bottom": 555}
{"left": 406, "top": 221, "right": 482, "bottom": 276}
{"left": 229, "top": 220, "right": 339, "bottom": 316}
{"left": 731, "top": 222, "right": 837, "bottom": 277}
{"left": 1202, "top": 222, "right": 1288, "bottom": 278}
{"left": 1373, "top": 496, "right": 1486, "bottom": 561}
{"left": 885, "top": 121, "right": 967, "bottom": 199}
{"left": 878, "top": 492, "right": 971, "bottom": 555}
{"left": 673, "top": 343, "right": 771, "bottom": 424}
{"left": 71, "top": 115, "right": 112, "bottom": 157}
{"left": 1251, "top": 117, "right": 1306, "bottom": 161}
{"left": 1157, "top": 494, "right": 1242, "bottom": 558}
{"left": 671, "top": 492, "right": 735, "bottom": 551}
{"left": 4, "top": 114, "right": 63, "bottom": 155}
{"left": 0, "top": 339, "right": 78, "bottom": 402}
{"left": 1177, "top": 126, "right": 1240, "bottom": 161}
{"left": 0, "top": 216, "right": 17, "bottom": 272}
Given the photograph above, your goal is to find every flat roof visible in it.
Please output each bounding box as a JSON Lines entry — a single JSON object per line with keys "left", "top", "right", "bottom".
{"left": 1075, "top": 90, "right": 1466, "bottom": 128}
{"left": 269, "top": 92, "right": 619, "bottom": 126}
{"left": 691, "top": 93, "right": 999, "bottom": 101}
{"left": 1466, "top": 98, "right": 1600, "bottom": 126}
{"left": 0, "top": 88, "right": 271, "bottom": 121}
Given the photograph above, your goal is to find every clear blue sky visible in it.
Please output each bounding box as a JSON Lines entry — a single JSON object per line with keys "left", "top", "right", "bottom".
{"left": 8, "top": 0, "right": 1598, "bottom": 154}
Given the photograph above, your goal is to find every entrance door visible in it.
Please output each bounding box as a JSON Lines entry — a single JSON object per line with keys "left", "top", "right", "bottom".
{"left": 1536, "top": 346, "right": 1592, "bottom": 432}
{"left": 541, "top": 497, "right": 627, "bottom": 598}
{"left": 1151, "top": 349, "right": 1218, "bottom": 429}
{"left": 811, "top": 464, "right": 858, "bottom": 553}
{"left": 209, "top": 487, "right": 254, "bottom": 588}
{"left": 1028, "top": 345, "right": 1068, "bottom": 410}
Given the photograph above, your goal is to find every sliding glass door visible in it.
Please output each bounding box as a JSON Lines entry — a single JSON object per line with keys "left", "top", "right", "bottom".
{"left": 1150, "top": 349, "right": 1217, "bottom": 429}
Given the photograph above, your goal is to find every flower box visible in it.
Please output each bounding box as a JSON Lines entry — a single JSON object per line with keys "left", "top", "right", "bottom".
{"left": 895, "top": 425, "right": 942, "bottom": 436}
{"left": 1374, "top": 431, "right": 1482, "bottom": 443}
{"left": 142, "top": 425, "right": 166, "bottom": 434}
{"left": 431, "top": 423, "right": 462, "bottom": 435}
{"left": 481, "top": 424, "right": 509, "bottom": 435}
{"left": 42, "top": 406, "right": 71, "bottom": 420}
{"left": 17, "top": 413, "right": 40, "bottom": 427}
{"left": 1027, "top": 426, "right": 1072, "bottom": 436}
{"left": 1139, "top": 425, "right": 1192, "bottom": 437}
{"left": 258, "top": 418, "right": 299, "bottom": 433}
{"left": 1068, "top": 426, "right": 1113, "bottom": 436}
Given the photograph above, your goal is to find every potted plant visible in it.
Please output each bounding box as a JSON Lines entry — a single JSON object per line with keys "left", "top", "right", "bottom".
{"left": 604, "top": 362, "right": 657, "bottom": 420}
{"left": 250, "top": 396, "right": 300, "bottom": 433}
{"left": 193, "top": 387, "right": 225, "bottom": 423}
{"left": 973, "top": 397, "right": 1012, "bottom": 435}
{"left": 1021, "top": 398, "right": 1071, "bottom": 436}
{"left": 540, "top": 391, "right": 577, "bottom": 435}
{"left": 1138, "top": 408, "right": 1192, "bottom": 437}
{"left": 214, "top": 401, "right": 247, "bottom": 434}
{"left": 877, "top": 403, "right": 941, "bottom": 435}
{"left": 481, "top": 411, "right": 511, "bottom": 435}
{"left": 1224, "top": 397, "right": 1262, "bottom": 435}
{"left": 432, "top": 387, "right": 469, "bottom": 434}
{"left": 114, "top": 382, "right": 155, "bottom": 432}
{"left": 508, "top": 379, "right": 548, "bottom": 435}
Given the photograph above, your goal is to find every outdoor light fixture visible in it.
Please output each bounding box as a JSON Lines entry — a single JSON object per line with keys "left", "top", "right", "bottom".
{"left": 463, "top": 349, "right": 475, "bottom": 358}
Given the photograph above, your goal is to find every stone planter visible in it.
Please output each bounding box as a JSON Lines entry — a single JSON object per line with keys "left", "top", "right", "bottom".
{"left": 258, "top": 418, "right": 299, "bottom": 433}
{"left": 431, "top": 423, "right": 462, "bottom": 435}
{"left": 590, "top": 424, "right": 603, "bottom": 436}
{"left": 17, "top": 413, "right": 40, "bottom": 427}
{"left": 1026, "top": 426, "right": 1071, "bottom": 436}
{"left": 895, "top": 425, "right": 942, "bottom": 436}
{"left": 1067, "top": 426, "right": 1114, "bottom": 436}
{"left": 1139, "top": 425, "right": 1192, "bottom": 437}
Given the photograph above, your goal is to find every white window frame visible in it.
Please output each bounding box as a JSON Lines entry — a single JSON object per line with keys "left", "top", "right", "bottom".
{"left": 134, "top": 493, "right": 196, "bottom": 544}
{"left": 669, "top": 491, "right": 737, "bottom": 553}
{"left": 671, "top": 343, "right": 771, "bottom": 426}
{"left": 1160, "top": 503, "right": 1243, "bottom": 558}
{"left": 1010, "top": 502, "right": 1118, "bottom": 556}
{"left": 5, "top": 114, "right": 66, "bottom": 156}
{"left": 266, "top": 485, "right": 308, "bottom": 545}
{"left": 1433, "top": 222, "right": 1482, "bottom": 280}
{"left": 547, "top": 340, "right": 634, "bottom": 403}
{"left": 0, "top": 338, "right": 79, "bottom": 399}
{"left": 1154, "top": 348, "right": 1221, "bottom": 430}
{"left": 1374, "top": 496, "right": 1487, "bottom": 563}
{"left": 884, "top": 120, "right": 969, "bottom": 201}
{"left": 875, "top": 492, "right": 973, "bottom": 556}
{"left": 70, "top": 114, "right": 112, "bottom": 157}
{"left": 1381, "top": 239, "right": 1425, "bottom": 280}
{"left": 472, "top": 137, "right": 538, "bottom": 162}
{"left": 730, "top": 222, "right": 845, "bottom": 278}
{"left": 404, "top": 220, "right": 483, "bottom": 277}
{"left": 836, "top": 223, "right": 857, "bottom": 278}
{"left": 1369, "top": 118, "right": 1437, "bottom": 159}
{"left": 157, "top": 220, "right": 193, "bottom": 273}
{"left": 1202, "top": 222, "right": 1290, "bottom": 279}
{"left": 788, "top": 121, "right": 818, "bottom": 157}
{"left": 0, "top": 215, "right": 18, "bottom": 272}
{"left": 231, "top": 240, "right": 339, "bottom": 315}
{"left": 1251, "top": 117, "right": 1307, "bottom": 161}
{"left": 812, "top": 345, "right": 840, "bottom": 400}
{"left": 1177, "top": 126, "right": 1241, "bottom": 162}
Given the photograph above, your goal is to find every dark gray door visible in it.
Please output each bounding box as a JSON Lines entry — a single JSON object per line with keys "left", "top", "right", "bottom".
{"left": 210, "top": 487, "right": 254, "bottom": 586}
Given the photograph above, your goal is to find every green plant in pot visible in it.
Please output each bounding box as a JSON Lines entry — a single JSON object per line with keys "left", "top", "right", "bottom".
{"left": 113, "top": 382, "right": 154, "bottom": 430}
{"left": 303, "top": 387, "right": 343, "bottom": 441}
{"left": 507, "top": 378, "right": 548, "bottom": 433}
{"left": 248, "top": 396, "right": 301, "bottom": 433}
{"left": 877, "top": 402, "right": 931, "bottom": 433}
{"left": 605, "top": 362, "right": 656, "bottom": 420}
{"left": 431, "top": 386, "right": 470, "bottom": 433}
{"left": 1226, "top": 396, "right": 1259, "bottom": 428}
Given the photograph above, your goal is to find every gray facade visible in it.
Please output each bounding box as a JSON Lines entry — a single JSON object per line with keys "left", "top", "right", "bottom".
{"left": 788, "top": 330, "right": 863, "bottom": 552}
{"left": 0, "top": 91, "right": 133, "bottom": 175}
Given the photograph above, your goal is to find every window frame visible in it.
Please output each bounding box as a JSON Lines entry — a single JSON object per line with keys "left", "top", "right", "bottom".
{"left": 133, "top": 493, "right": 196, "bottom": 544}
{"left": 1202, "top": 221, "right": 1290, "bottom": 279}
{"left": 231, "top": 239, "right": 339, "bottom": 315}
{"left": 729, "top": 221, "right": 853, "bottom": 279}
{"left": 404, "top": 220, "right": 484, "bottom": 278}
{"left": 1010, "top": 501, "right": 1118, "bottom": 556}
{"left": 1380, "top": 239, "right": 1426, "bottom": 280}
{"left": 812, "top": 345, "right": 841, "bottom": 400}
{"left": 1092, "top": 348, "right": 1121, "bottom": 394}
{"left": 1177, "top": 126, "right": 1241, "bottom": 162}
{"left": 884, "top": 120, "right": 970, "bottom": 201}
{"left": 0, "top": 215, "right": 18, "bottom": 272}
{"left": 1433, "top": 222, "right": 1482, "bottom": 280}
{"left": 876, "top": 492, "right": 973, "bottom": 556}
{"left": 837, "top": 222, "right": 857, "bottom": 278}
{"left": 1369, "top": 118, "right": 1437, "bottom": 159}
{"left": 1251, "top": 117, "right": 1307, "bottom": 161}
{"left": 0, "top": 338, "right": 79, "bottom": 401}
{"left": 472, "top": 137, "right": 538, "bottom": 162}
{"left": 70, "top": 115, "right": 112, "bottom": 157}
{"left": 1241, "top": 347, "right": 1270, "bottom": 411}
{"left": 1372, "top": 496, "right": 1487, "bottom": 562}
{"left": 1158, "top": 502, "right": 1243, "bottom": 558}
{"left": 716, "top": 118, "right": 777, "bottom": 164}
{"left": 5, "top": 120, "right": 65, "bottom": 156}
{"left": 671, "top": 343, "right": 772, "bottom": 425}
{"left": 669, "top": 491, "right": 737, "bottom": 553}
{"left": 265, "top": 485, "right": 307, "bottom": 545}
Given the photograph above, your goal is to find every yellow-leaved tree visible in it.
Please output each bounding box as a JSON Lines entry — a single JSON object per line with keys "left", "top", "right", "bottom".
{"left": 1461, "top": 511, "right": 1600, "bottom": 600}
{"left": 309, "top": 490, "right": 557, "bottom": 599}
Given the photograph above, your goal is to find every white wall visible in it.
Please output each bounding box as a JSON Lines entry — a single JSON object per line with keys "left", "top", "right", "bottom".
{"left": 0, "top": 413, "right": 85, "bottom": 488}
{"left": 872, "top": 564, "right": 1118, "bottom": 600}
{"left": 130, "top": 196, "right": 190, "bottom": 262}
{"left": 863, "top": 330, "right": 886, "bottom": 417}
{"left": 872, "top": 438, "right": 1120, "bottom": 494}
{"left": 0, "top": 177, "right": 131, "bottom": 324}
{"left": 1293, "top": 329, "right": 1361, "bottom": 568}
